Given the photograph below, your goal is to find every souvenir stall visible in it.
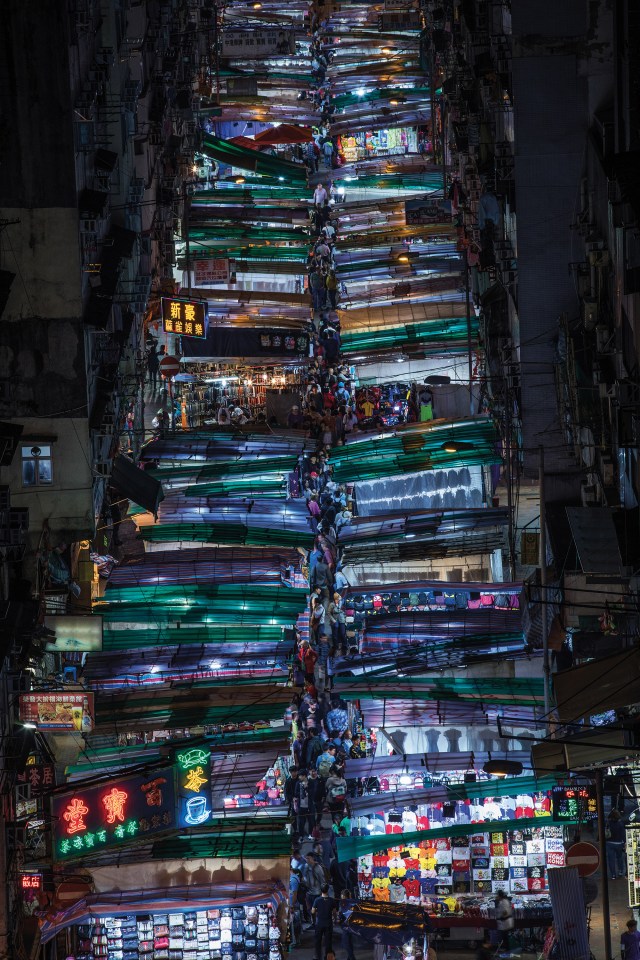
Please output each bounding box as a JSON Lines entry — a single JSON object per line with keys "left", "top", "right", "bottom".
{"left": 337, "top": 127, "right": 418, "bottom": 162}
{"left": 336, "top": 772, "right": 593, "bottom": 942}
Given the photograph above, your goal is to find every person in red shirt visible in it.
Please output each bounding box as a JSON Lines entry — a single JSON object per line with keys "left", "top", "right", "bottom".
{"left": 298, "top": 640, "right": 318, "bottom": 683}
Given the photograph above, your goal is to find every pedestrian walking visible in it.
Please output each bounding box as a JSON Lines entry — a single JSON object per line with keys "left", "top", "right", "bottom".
{"left": 312, "top": 884, "right": 336, "bottom": 960}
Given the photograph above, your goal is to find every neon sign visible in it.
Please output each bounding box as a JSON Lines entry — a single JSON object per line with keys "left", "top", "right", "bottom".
{"left": 102, "top": 787, "right": 128, "bottom": 824}
{"left": 63, "top": 798, "right": 89, "bottom": 835}
{"left": 20, "top": 874, "right": 42, "bottom": 890}
{"left": 176, "top": 748, "right": 212, "bottom": 828}
{"left": 52, "top": 768, "right": 175, "bottom": 860}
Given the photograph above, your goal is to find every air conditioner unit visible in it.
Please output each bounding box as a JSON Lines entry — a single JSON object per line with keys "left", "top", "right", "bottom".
{"left": 582, "top": 297, "right": 598, "bottom": 330}
{"left": 599, "top": 454, "right": 615, "bottom": 486}
{"left": 595, "top": 324, "right": 614, "bottom": 353}
{"left": 580, "top": 480, "right": 600, "bottom": 506}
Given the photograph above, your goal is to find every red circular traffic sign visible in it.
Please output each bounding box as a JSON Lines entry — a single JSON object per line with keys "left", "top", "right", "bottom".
{"left": 159, "top": 355, "right": 181, "bottom": 379}
{"left": 566, "top": 841, "right": 600, "bottom": 877}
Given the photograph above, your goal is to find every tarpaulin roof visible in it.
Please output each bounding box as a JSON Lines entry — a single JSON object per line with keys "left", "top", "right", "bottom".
{"left": 93, "top": 683, "right": 292, "bottom": 734}
{"left": 340, "top": 316, "right": 477, "bottom": 356}
{"left": 152, "top": 825, "right": 293, "bottom": 860}
{"left": 102, "top": 624, "right": 286, "bottom": 650}
{"left": 346, "top": 774, "right": 561, "bottom": 813}
{"left": 335, "top": 675, "right": 544, "bottom": 707}
{"left": 228, "top": 135, "right": 262, "bottom": 150}
{"left": 335, "top": 817, "right": 576, "bottom": 862}
{"left": 106, "top": 546, "right": 298, "bottom": 588}
{"left": 40, "top": 883, "right": 286, "bottom": 942}
{"left": 66, "top": 727, "right": 289, "bottom": 778}
{"left": 254, "top": 123, "right": 314, "bottom": 144}
{"left": 201, "top": 134, "right": 308, "bottom": 184}
{"left": 329, "top": 418, "right": 500, "bottom": 483}
{"left": 338, "top": 299, "right": 468, "bottom": 332}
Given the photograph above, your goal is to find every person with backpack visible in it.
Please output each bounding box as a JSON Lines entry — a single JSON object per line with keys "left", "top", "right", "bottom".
{"left": 294, "top": 770, "right": 314, "bottom": 839}
{"left": 325, "top": 765, "right": 348, "bottom": 812}
{"left": 317, "top": 743, "right": 338, "bottom": 778}
{"left": 304, "top": 853, "right": 327, "bottom": 926}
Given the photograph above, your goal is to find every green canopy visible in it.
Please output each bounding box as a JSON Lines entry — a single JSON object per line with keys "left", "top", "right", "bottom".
{"left": 201, "top": 134, "right": 308, "bottom": 185}
{"left": 340, "top": 316, "right": 478, "bottom": 355}
{"left": 192, "top": 186, "right": 312, "bottom": 203}
{"left": 152, "top": 826, "right": 292, "bottom": 860}
{"left": 328, "top": 418, "right": 500, "bottom": 483}
{"left": 102, "top": 625, "right": 285, "bottom": 651}
{"left": 181, "top": 477, "right": 288, "bottom": 498}
{"left": 331, "top": 86, "right": 431, "bottom": 110}
{"left": 335, "top": 817, "right": 577, "bottom": 862}
{"left": 189, "top": 225, "right": 310, "bottom": 244}
{"left": 151, "top": 455, "right": 298, "bottom": 482}
{"left": 138, "top": 523, "right": 314, "bottom": 549}
{"left": 334, "top": 174, "right": 443, "bottom": 190}
{"left": 335, "top": 676, "right": 545, "bottom": 708}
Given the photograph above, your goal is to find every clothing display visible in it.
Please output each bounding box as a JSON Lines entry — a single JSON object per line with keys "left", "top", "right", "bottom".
{"left": 76, "top": 905, "right": 281, "bottom": 960}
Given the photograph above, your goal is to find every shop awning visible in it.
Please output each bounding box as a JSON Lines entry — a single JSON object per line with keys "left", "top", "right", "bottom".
{"left": 200, "top": 134, "right": 308, "bottom": 185}
{"left": 40, "top": 882, "right": 286, "bottom": 943}
{"left": 340, "top": 316, "right": 476, "bottom": 356}
{"left": 106, "top": 546, "right": 298, "bottom": 588}
{"left": 229, "top": 135, "right": 262, "bottom": 150}
{"left": 111, "top": 454, "right": 164, "bottom": 516}
{"left": 253, "top": 124, "right": 314, "bottom": 145}
{"left": 335, "top": 675, "right": 545, "bottom": 707}
{"left": 346, "top": 774, "right": 561, "bottom": 813}
{"left": 151, "top": 826, "right": 292, "bottom": 861}
{"left": 335, "top": 816, "right": 577, "bottom": 862}
{"left": 102, "top": 624, "right": 286, "bottom": 650}
{"left": 338, "top": 299, "right": 467, "bottom": 332}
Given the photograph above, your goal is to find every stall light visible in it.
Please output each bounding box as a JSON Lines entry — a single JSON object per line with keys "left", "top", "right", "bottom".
{"left": 252, "top": 1, "right": 262, "bottom": 7}
{"left": 483, "top": 759, "right": 523, "bottom": 778}
{"left": 235, "top": 177, "right": 246, "bottom": 184}
{"left": 337, "top": 187, "right": 345, "bottom": 195}
{"left": 381, "top": 46, "right": 397, "bottom": 54}
{"left": 209, "top": 660, "right": 222, "bottom": 670}
{"left": 278, "top": 177, "right": 285, "bottom": 182}
{"left": 150, "top": 665, "right": 161, "bottom": 674}
{"left": 441, "top": 440, "right": 474, "bottom": 453}
{"left": 22, "top": 722, "right": 37, "bottom": 730}
{"left": 397, "top": 255, "right": 410, "bottom": 263}
{"left": 405, "top": 533, "right": 416, "bottom": 539}
{"left": 355, "top": 88, "right": 366, "bottom": 98}
{"left": 399, "top": 773, "right": 412, "bottom": 786}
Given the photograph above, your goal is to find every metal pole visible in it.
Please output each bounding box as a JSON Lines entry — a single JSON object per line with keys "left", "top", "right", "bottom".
{"left": 504, "top": 387, "right": 514, "bottom": 578}
{"left": 464, "top": 247, "right": 473, "bottom": 415}
{"left": 539, "top": 444, "right": 550, "bottom": 717}
{"left": 596, "top": 768, "right": 612, "bottom": 960}
{"left": 183, "top": 180, "right": 192, "bottom": 297}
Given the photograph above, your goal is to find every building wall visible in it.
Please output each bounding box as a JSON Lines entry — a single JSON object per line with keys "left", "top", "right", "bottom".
{"left": 1, "top": 418, "right": 95, "bottom": 573}
{"left": 0, "top": 209, "right": 83, "bottom": 323}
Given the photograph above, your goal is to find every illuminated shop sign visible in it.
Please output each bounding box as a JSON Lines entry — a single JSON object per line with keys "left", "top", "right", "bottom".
{"left": 19, "top": 692, "right": 94, "bottom": 733}
{"left": 161, "top": 297, "right": 208, "bottom": 338}
{"left": 551, "top": 785, "right": 597, "bottom": 821}
{"left": 176, "top": 747, "right": 212, "bottom": 827}
{"left": 20, "top": 873, "right": 42, "bottom": 891}
{"left": 51, "top": 768, "right": 176, "bottom": 860}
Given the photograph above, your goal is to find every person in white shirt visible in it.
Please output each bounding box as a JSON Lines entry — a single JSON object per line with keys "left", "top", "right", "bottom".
{"left": 314, "top": 183, "right": 328, "bottom": 208}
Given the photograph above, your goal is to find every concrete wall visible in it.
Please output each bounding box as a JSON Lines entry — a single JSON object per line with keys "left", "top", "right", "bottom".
{"left": 0, "top": 208, "right": 83, "bottom": 323}
{"left": 1, "top": 418, "right": 95, "bottom": 565}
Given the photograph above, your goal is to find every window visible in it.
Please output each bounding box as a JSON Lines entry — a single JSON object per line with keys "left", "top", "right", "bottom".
{"left": 21, "top": 445, "right": 53, "bottom": 487}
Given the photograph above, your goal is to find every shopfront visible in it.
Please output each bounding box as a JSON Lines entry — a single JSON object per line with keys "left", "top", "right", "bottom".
{"left": 337, "top": 127, "right": 418, "bottom": 163}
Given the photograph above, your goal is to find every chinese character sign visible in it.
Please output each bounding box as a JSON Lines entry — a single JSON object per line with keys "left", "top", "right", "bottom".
{"left": 194, "top": 258, "right": 235, "bottom": 285}
{"left": 175, "top": 747, "right": 212, "bottom": 827}
{"left": 18, "top": 693, "right": 94, "bottom": 733}
{"left": 161, "top": 297, "right": 208, "bottom": 338}
{"left": 51, "top": 767, "right": 175, "bottom": 860}
{"left": 16, "top": 763, "right": 56, "bottom": 796}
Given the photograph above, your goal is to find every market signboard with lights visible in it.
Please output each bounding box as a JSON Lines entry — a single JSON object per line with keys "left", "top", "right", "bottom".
{"left": 161, "top": 297, "right": 209, "bottom": 338}
{"left": 551, "top": 785, "right": 597, "bottom": 821}
{"left": 19, "top": 692, "right": 94, "bottom": 733}
{"left": 51, "top": 768, "right": 176, "bottom": 860}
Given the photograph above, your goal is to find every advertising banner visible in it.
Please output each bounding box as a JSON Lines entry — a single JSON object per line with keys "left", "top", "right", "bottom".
{"left": 44, "top": 615, "right": 103, "bottom": 653}
{"left": 19, "top": 692, "right": 94, "bottom": 733}
{"left": 193, "top": 258, "right": 236, "bottom": 285}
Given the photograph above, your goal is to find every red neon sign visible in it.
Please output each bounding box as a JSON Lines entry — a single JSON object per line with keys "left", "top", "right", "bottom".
{"left": 102, "top": 787, "right": 128, "bottom": 824}
{"left": 63, "top": 798, "right": 89, "bottom": 835}
{"left": 21, "top": 874, "right": 42, "bottom": 890}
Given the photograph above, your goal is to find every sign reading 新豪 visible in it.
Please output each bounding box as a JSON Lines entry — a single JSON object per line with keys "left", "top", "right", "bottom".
{"left": 161, "top": 297, "right": 208, "bottom": 338}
